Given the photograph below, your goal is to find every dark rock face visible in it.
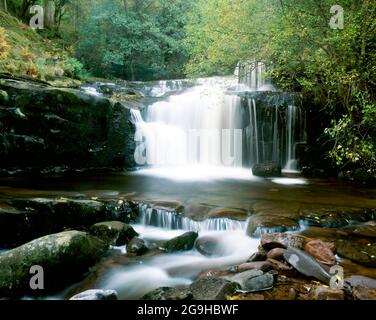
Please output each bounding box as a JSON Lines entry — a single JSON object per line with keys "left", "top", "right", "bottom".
{"left": 336, "top": 239, "right": 376, "bottom": 267}
{"left": 0, "top": 198, "right": 138, "bottom": 248}
{"left": 190, "top": 278, "right": 239, "bottom": 300}
{"left": 142, "top": 287, "right": 193, "bottom": 301}
{"left": 127, "top": 237, "right": 148, "bottom": 256}
{"left": 252, "top": 162, "right": 282, "bottom": 178}
{"left": 164, "top": 232, "right": 198, "bottom": 253}
{"left": 0, "top": 78, "right": 137, "bottom": 174}
{"left": 0, "top": 231, "right": 108, "bottom": 298}
{"left": 90, "top": 221, "right": 138, "bottom": 246}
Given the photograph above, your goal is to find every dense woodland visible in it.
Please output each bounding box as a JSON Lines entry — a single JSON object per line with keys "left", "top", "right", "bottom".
{"left": 0, "top": 0, "right": 375, "bottom": 181}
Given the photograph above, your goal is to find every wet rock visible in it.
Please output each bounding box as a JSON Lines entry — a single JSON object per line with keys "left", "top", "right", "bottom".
{"left": 336, "top": 239, "right": 376, "bottom": 267}
{"left": 309, "top": 286, "right": 345, "bottom": 300}
{"left": 252, "top": 162, "right": 282, "bottom": 177}
{"left": 345, "top": 275, "right": 376, "bottom": 289}
{"left": 304, "top": 239, "right": 336, "bottom": 266}
{"left": 127, "top": 237, "right": 148, "bottom": 256}
{"left": 190, "top": 278, "right": 239, "bottom": 300}
{"left": 227, "top": 269, "right": 264, "bottom": 288}
{"left": 342, "top": 224, "right": 376, "bottom": 238}
{"left": 260, "top": 233, "right": 306, "bottom": 250}
{"left": 0, "top": 77, "right": 136, "bottom": 173}
{"left": 237, "top": 261, "right": 272, "bottom": 273}
{"left": 195, "top": 236, "right": 220, "bottom": 257}
{"left": 284, "top": 247, "right": 331, "bottom": 284}
{"left": 267, "top": 258, "right": 293, "bottom": 271}
{"left": 148, "top": 201, "right": 184, "bottom": 213}
{"left": 142, "top": 287, "right": 193, "bottom": 301}
{"left": 267, "top": 248, "right": 286, "bottom": 261}
{"left": 0, "top": 231, "right": 108, "bottom": 297}
{"left": 70, "top": 289, "right": 118, "bottom": 300}
{"left": 300, "top": 207, "right": 374, "bottom": 229}
{"left": 164, "top": 232, "right": 198, "bottom": 253}
{"left": 247, "top": 215, "right": 300, "bottom": 237}
{"left": 198, "top": 269, "right": 231, "bottom": 279}
{"left": 248, "top": 251, "right": 267, "bottom": 262}
{"left": 90, "top": 221, "right": 138, "bottom": 246}
{"left": 207, "top": 207, "right": 249, "bottom": 221}
{"left": 352, "top": 285, "right": 376, "bottom": 300}
{"left": 242, "top": 273, "right": 274, "bottom": 293}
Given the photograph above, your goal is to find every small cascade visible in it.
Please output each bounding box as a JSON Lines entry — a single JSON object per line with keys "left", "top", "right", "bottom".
{"left": 139, "top": 204, "right": 247, "bottom": 232}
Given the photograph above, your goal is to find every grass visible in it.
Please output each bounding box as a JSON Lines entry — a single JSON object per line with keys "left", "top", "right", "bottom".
{"left": 0, "top": 10, "right": 87, "bottom": 84}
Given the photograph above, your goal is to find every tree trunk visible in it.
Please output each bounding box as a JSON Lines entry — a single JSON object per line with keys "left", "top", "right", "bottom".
{"left": 44, "top": 0, "right": 55, "bottom": 30}
{"left": 0, "top": 0, "right": 8, "bottom": 12}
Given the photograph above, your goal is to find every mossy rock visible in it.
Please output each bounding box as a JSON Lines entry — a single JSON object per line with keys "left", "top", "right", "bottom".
{"left": 90, "top": 221, "right": 138, "bottom": 246}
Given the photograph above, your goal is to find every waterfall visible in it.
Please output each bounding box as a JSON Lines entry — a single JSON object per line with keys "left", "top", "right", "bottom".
{"left": 131, "top": 76, "right": 306, "bottom": 171}
{"left": 139, "top": 204, "right": 247, "bottom": 232}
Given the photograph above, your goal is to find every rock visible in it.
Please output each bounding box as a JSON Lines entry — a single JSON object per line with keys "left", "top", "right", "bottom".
{"left": 252, "top": 162, "right": 282, "bottom": 177}
{"left": 336, "top": 239, "right": 376, "bottom": 267}
{"left": 352, "top": 285, "right": 376, "bottom": 300}
{"left": 226, "top": 269, "right": 263, "bottom": 288}
{"left": 267, "top": 248, "right": 286, "bottom": 260}
{"left": 142, "top": 287, "right": 193, "bottom": 301}
{"left": 190, "top": 278, "right": 239, "bottom": 300}
{"left": 342, "top": 224, "right": 376, "bottom": 238}
{"left": 70, "top": 289, "right": 118, "bottom": 300}
{"left": 304, "top": 239, "right": 336, "bottom": 266}
{"left": 248, "top": 251, "right": 267, "bottom": 262}
{"left": 0, "top": 231, "right": 108, "bottom": 297}
{"left": 237, "top": 261, "right": 272, "bottom": 273}
{"left": 90, "top": 221, "right": 138, "bottom": 246}
{"left": 0, "top": 77, "right": 137, "bottom": 174}
{"left": 195, "top": 236, "right": 220, "bottom": 257}
{"left": 345, "top": 275, "right": 376, "bottom": 289}
{"left": 247, "top": 214, "right": 300, "bottom": 237}
{"left": 267, "top": 258, "right": 293, "bottom": 271}
{"left": 126, "top": 237, "right": 148, "bottom": 256}
{"left": 284, "top": 247, "right": 331, "bottom": 284}
{"left": 207, "top": 207, "right": 249, "bottom": 221}
{"left": 164, "top": 232, "right": 198, "bottom": 253}
{"left": 260, "top": 233, "right": 306, "bottom": 250}
{"left": 198, "top": 269, "right": 230, "bottom": 279}
{"left": 310, "top": 286, "right": 345, "bottom": 300}
{"left": 242, "top": 273, "right": 274, "bottom": 293}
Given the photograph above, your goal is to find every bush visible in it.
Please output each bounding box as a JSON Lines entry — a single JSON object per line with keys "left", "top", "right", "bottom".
{"left": 62, "top": 57, "right": 88, "bottom": 80}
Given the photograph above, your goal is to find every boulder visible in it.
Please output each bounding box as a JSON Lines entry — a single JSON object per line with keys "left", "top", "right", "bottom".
{"left": 195, "top": 236, "right": 220, "bottom": 257}
{"left": 0, "top": 231, "right": 108, "bottom": 298}
{"left": 266, "top": 248, "right": 287, "bottom": 261}
{"left": 260, "top": 233, "right": 306, "bottom": 250}
{"left": 242, "top": 273, "right": 274, "bottom": 293}
{"left": 70, "top": 289, "right": 118, "bottom": 300}
{"left": 309, "top": 286, "right": 345, "bottom": 300}
{"left": 336, "top": 239, "right": 376, "bottom": 267}
{"left": 190, "top": 278, "right": 239, "bottom": 300}
{"left": 304, "top": 239, "right": 336, "bottom": 266}
{"left": 345, "top": 275, "right": 376, "bottom": 289}
{"left": 0, "top": 77, "right": 137, "bottom": 174}
{"left": 127, "top": 237, "right": 148, "bottom": 256}
{"left": 247, "top": 214, "right": 300, "bottom": 237}
{"left": 226, "top": 269, "right": 263, "bottom": 289}
{"left": 252, "top": 162, "right": 282, "bottom": 178}
{"left": 142, "top": 287, "right": 193, "bottom": 301}
{"left": 90, "top": 221, "right": 138, "bottom": 246}
{"left": 237, "top": 261, "right": 272, "bottom": 273}
{"left": 164, "top": 232, "right": 198, "bottom": 253}
{"left": 248, "top": 251, "right": 267, "bottom": 262}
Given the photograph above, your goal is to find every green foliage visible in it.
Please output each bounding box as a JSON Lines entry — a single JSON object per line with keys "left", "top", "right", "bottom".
{"left": 75, "top": 0, "right": 193, "bottom": 81}
{"left": 62, "top": 57, "right": 88, "bottom": 79}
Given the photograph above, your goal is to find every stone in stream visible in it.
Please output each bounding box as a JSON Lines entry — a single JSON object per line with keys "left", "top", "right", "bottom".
{"left": 127, "top": 237, "right": 148, "bottom": 256}
{"left": 90, "top": 221, "right": 138, "bottom": 246}
{"left": 352, "top": 285, "right": 376, "bottom": 300}
{"left": 70, "top": 289, "right": 118, "bottom": 300}
{"left": 266, "top": 248, "right": 287, "bottom": 261}
{"left": 309, "top": 286, "right": 345, "bottom": 300}
{"left": 304, "top": 239, "right": 336, "bottom": 266}
{"left": 345, "top": 275, "right": 376, "bottom": 289}
{"left": 195, "top": 236, "right": 220, "bottom": 257}
{"left": 164, "top": 232, "right": 198, "bottom": 253}
{"left": 252, "top": 162, "right": 282, "bottom": 177}
{"left": 247, "top": 214, "right": 300, "bottom": 237}
{"left": 242, "top": 273, "right": 274, "bottom": 293}
{"left": 283, "top": 247, "right": 331, "bottom": 284}
{"left": 226, "top": 269, "right": 264, "bottom": 288}
{"left": 142, "top": 287, "right": 193, "bottom": 301}
{"left": 0, "top": 231, "right": 108, "bottom": 298}
{"left": 248, "top": 251, "right": 267, "bottom": 262}
{"left": 260, "top": 233, "right": 306, "bottom": 250}
{"left": 190, "top": 278, "right": 239, "bottom": 300}
{"left": 342, "top": 224, "right": 376, "bottom": 238}
{"left": 336, "top": 239, "right": 376, "bottom": 267}
{"left": 267, "top": 258, "right": 293, "bottom": 271}
{"left": 236, "top": 261, "right": 272, "bottom": 273}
